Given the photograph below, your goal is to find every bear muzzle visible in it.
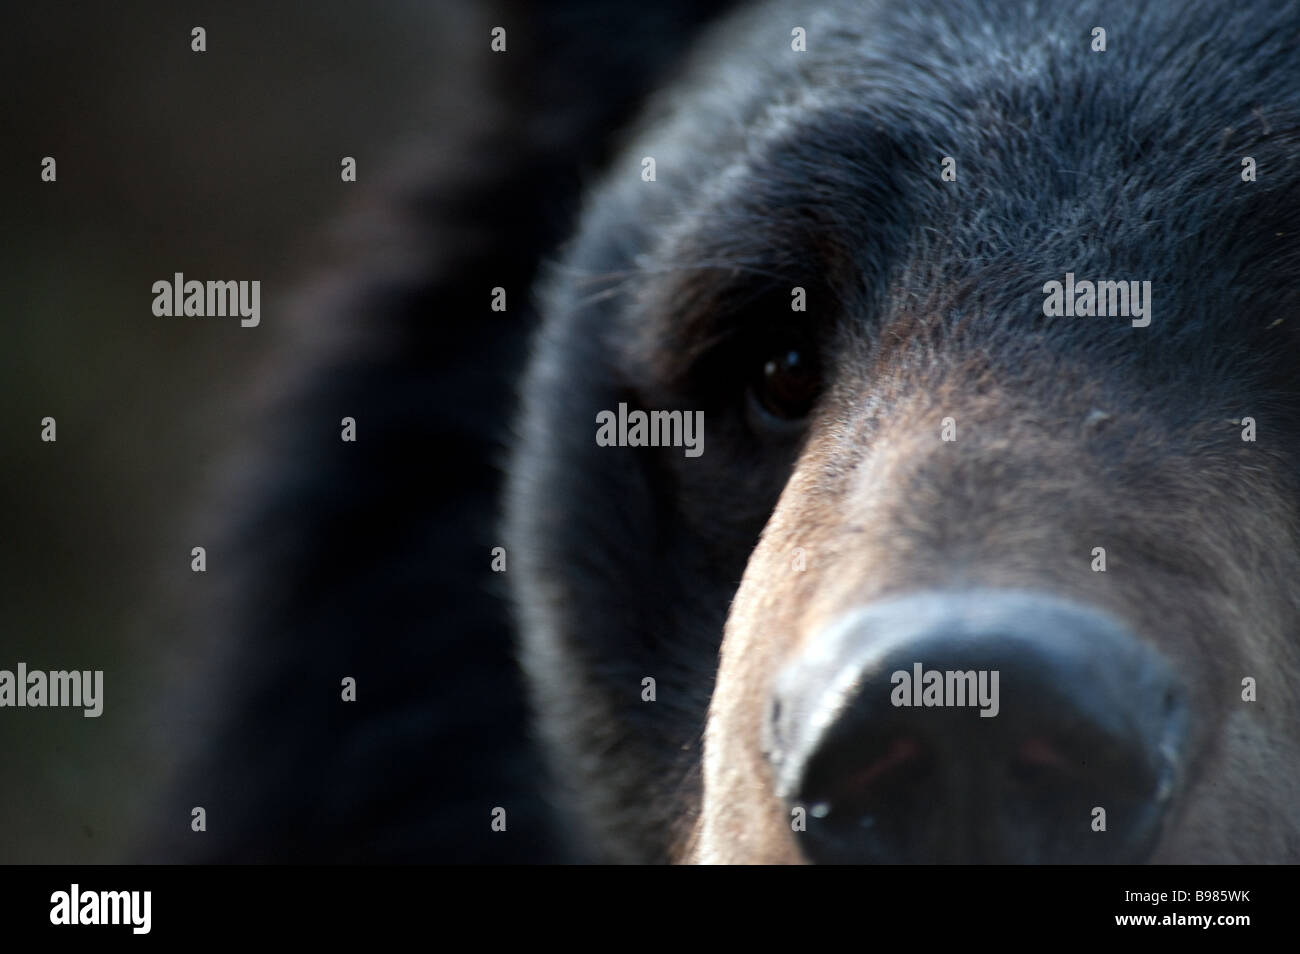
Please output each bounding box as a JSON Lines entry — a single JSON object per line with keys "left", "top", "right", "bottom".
{"left": 763, "top": 589, "right": 1190, "bottom": 863}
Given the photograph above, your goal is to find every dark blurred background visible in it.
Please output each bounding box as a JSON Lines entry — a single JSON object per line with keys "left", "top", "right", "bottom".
{"left": 1, "top": 1, "right": 480, "bottom": 862}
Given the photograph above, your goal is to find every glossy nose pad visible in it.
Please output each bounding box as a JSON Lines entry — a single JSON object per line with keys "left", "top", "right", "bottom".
{"left": 764, "top": 590, "right": 1189, "bottom": 863}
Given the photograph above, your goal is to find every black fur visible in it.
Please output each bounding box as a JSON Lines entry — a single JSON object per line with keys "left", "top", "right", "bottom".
{"left": 507, "top": 0, "right": 1300, "bottom": 861}
{"left": 144, "top": 0, "right": 738, "bottom": 863}
{"left": 148, "top": 0, "right": 1300, "bottom": 863}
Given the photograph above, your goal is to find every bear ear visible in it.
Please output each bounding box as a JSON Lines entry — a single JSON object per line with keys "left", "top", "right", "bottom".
{"left": 140, "top": 0, "right": 743, "bottom": 864}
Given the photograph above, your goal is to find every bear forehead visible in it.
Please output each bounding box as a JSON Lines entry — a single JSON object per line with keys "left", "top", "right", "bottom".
{"left": 582, "top": 0, "right": 1300, "bottom": 266}
{"left": 545, "top": 0, "right": 1300, "bottom": 406}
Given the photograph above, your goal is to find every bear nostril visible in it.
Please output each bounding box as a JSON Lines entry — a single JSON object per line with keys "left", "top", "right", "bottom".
{"left": 1012, "top": 737, "right": 1072, "bottom": 771}
{"left": 804, "top": 736, "right": 936, "bottom": 830}
{"left": 820, "top": 737, "right": 924, "bottom": 803}
{"left": 1007, "top": 738, "right": 1079, "bottom": 789}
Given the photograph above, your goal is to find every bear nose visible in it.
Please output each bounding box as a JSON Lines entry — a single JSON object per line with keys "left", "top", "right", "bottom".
{"left": 764, "top": 590, "right": 1189, "bottom": 864}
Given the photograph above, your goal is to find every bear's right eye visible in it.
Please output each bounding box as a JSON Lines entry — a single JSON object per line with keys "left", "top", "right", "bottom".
{"left": 748, "top": 344, "right": 822, "bottom": 425}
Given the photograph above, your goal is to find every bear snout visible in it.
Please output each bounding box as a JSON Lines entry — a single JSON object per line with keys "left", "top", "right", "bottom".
{"left": 761, "top": 590, "right": 1189, "bottom": 863}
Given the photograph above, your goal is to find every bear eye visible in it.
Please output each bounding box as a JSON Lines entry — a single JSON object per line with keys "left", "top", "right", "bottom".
{"left": 749, "top": 345, "right": 822, "bottom": 423}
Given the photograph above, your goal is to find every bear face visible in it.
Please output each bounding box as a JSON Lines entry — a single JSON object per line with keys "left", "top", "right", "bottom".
{"left": 507, "top": 0, "right": 1300, "bottom": 863}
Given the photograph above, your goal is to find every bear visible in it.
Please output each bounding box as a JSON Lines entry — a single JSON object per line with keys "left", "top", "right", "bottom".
{"left": 507, "top": 0, "right": 1300, "bottom": 863}
{"left": 145, "top": 0, "right": 1300, "bottom": 863}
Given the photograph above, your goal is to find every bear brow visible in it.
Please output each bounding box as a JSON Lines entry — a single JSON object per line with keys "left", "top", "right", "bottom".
{"left": 631, "top": 252, "right": 830, "bottom": 387}
{"left": 614, "top": 107, "right": 916, "bottom": 384}
{"left": 630, "top": 204, "right": 861, "bottom": 366}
